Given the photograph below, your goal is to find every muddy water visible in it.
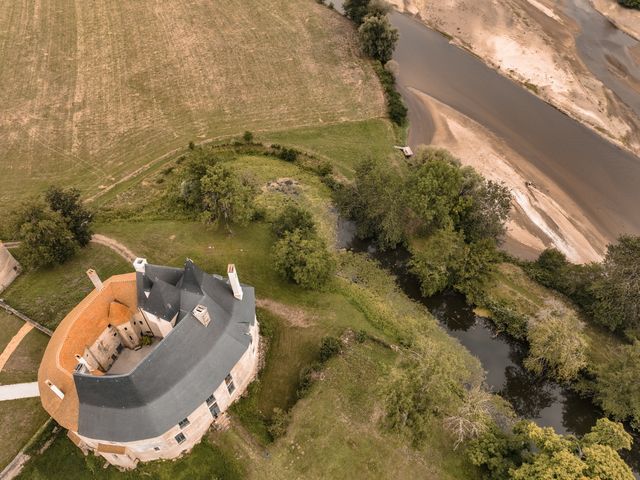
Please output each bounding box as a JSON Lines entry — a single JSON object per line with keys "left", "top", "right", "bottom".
{"left": 562, "top": 0, "right": 640, "bottom": 118}
{"left": 343, "top": 229, "right": 640, "bottom": 475}
{"left": 332, "top": 0, "right": 640, "bottom": 245}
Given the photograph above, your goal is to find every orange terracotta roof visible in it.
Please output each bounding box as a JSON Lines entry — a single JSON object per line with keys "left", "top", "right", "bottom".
{"left": 38, "top": 273, "right": 137, "bottom": 431}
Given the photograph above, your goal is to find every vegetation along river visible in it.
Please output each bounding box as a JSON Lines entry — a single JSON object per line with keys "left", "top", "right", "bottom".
{"left": 332, "top": 1, "right": 640, "bottom": 475}
{"left": 343, "top": 232, "right": 640, "bottom": 476}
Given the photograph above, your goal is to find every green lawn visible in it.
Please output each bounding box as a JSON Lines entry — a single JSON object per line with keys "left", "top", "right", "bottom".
{"left": 13, "top": 143, "right": 483, "bottom": 479}
{"left": 265, "top": 119, "right": 401, "bottom": 178}
{"left": 0, "top": 329, "right": 49, "bottom": 385}
{"left": 0, "top": 310, "right": 24, "bottom": 352}
{"left": 0, "top": 398, "right": 49, "bottom": 471}
{"left": 2, "top": 244, "right": 131, "bottom": 329}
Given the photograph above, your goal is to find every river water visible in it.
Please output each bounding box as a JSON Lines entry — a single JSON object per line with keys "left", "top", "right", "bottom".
{"left": 562, "top": 0, "right": 640, "bottom": 118}
{"left": 330, "top": 0, "right": 640, "bottom": 474}
{"left": 344, "top": 233, "right": 640, "bottom": 475}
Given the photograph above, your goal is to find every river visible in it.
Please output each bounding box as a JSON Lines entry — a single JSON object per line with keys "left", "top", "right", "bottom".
{"left": 345, "top": 233, "right": 640, "bottom": 476}
{"left": 330, "top": 0, "right": 640, "bottom": 474}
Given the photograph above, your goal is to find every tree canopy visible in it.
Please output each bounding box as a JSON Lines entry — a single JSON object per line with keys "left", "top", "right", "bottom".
{"left": 358, "top": 14, "right": 399, "bottom": 65}
{"left": 10, "top": 201, "right": 78, "bottom": 269}
{"left": 469, "top": 420, "right": 634, "bottom": 480}
{"left": 199, "top": 164, "right": 256, "bottom": 227}
{"left": 272, "top": 229, "right": 335, "bottom": 289}
{"left": 44, "top": 186, "right": 93, "bottom": 246}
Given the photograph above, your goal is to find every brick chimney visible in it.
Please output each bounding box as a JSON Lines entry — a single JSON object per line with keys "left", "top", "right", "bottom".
{"left": 227, "top": 264, "right": 243, "bottom": 301}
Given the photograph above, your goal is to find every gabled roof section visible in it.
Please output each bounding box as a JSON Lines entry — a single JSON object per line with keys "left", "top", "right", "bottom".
{"left": 74, "top": 260, "right": 256, "bottom": 442}
{"left": 145, "top": 278, "right": 181, "bottom": 321}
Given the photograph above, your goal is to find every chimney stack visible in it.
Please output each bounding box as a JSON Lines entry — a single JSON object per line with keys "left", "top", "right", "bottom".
{"left": 133, "top": 257, "right": 148, "bottom": 273}
{"left": 193, "top": 304, "right": 211, "bottom": 327}
{"left": 86, "top": 269, "right": 103, "bottom": 291}
{"left": 227, "top": 264, "right": 243, "bottom": 301}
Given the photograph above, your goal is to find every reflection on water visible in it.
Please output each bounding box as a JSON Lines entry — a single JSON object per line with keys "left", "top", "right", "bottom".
{"left": 341, "top": 221, "right": 639, "bottom": 475}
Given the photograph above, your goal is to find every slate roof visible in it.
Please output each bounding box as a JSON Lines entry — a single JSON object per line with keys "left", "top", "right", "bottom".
{"left": 73, "top": 259, "right": 256, "bottom": 443}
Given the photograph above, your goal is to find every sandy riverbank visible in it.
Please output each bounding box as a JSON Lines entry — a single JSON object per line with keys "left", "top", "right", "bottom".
{"left": 408, "top": 88, "right": 607, "bottom": 263}
{"left": 589, "top": 0, "right": 640, "bottom": 41}
{"left": 389, "top": 0, "right": 640, "bottom": 157}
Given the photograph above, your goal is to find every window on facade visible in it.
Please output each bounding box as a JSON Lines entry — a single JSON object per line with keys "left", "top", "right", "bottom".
{"left": 225, "top": 374, "right": 235, "bottom": 395}
{"left": 178, "top": 417, "right": 190, "bottom": 429}
{"left": 209, "top": 402, "right": 221, "bottom": 418}
{"left": 154, "top": 447, "right": 160, "bottom": 451}
{"left": 206, "top": 394, "right": 215, "bottom": 407}
{"left": 175, "top": 433, "right": 186, "bottom": 444}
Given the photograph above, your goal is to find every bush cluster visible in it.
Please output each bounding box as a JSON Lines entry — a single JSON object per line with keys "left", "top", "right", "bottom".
{"left": 271, "top": 204, "right": 335, "bottom": 289}
{"left": 374, "top": 62, "right": 407, "bottom": 126}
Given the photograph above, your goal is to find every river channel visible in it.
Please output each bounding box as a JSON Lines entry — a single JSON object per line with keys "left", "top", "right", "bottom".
{"left": 330, "top": 0, "right": 640, "bottom": 474}
{"left": 344, "top": 232, "right": 640, "bottom": 476}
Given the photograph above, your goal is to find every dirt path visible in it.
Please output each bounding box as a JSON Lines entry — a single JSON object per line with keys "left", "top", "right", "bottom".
{"left": 0, "top": 323, "right": 33, "bottom": 372}
{"left": 255, "top": 298, "right": 315, "bottom": 328}
{"left": 89, "top": 234, "right": 137, "bottom": 262}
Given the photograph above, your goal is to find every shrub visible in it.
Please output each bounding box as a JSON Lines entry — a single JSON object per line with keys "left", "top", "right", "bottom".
{"left": 272, "top": 204, "right": 316, "bottom": 238}
{"left": 319, "top": 336, "right": 342, "bottom": 362}
{"left": 242, "top": 131, "right": 254, "bottom": 143}
{"left": 10, "top": 200, "right": 79, "bottom": 269}
{"left": 267, "top": 408, "right": 290, "bottom": 440}
{"left": 272, "top": 229, "right": 335, "bottom": 289}
{"left": 373, "top": 63, "right": 407, "bottom": 126}
{"left": 297, "top": 362, "right": 322, "bottom": 398}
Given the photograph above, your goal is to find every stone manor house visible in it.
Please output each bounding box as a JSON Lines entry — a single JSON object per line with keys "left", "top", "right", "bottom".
{"left": 38, "top": 258, "right": 259, "bottom": 469}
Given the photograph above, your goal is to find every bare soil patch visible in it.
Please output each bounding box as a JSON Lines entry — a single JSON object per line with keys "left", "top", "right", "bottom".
{"left": 256, "top": 298, "right": 316, "bottom": 328}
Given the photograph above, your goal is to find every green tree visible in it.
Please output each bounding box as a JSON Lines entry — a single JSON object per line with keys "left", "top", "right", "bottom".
{"left": 409, "top": 228, "right": 465, "bottom": 296}
{"left": 200, "top": 164, "right": 256, "bottom": 227}
{"left": 272, "top": 204, "right": 316, "bottom": 238}
{"left": 44, "top": 186, "right": 93, "bottom": 246}
{"left": 591, "top": 235, "right": 640, "bottom": 332}
{"left": 595, "top": 342, "right": 640, "bottom": 428}
{"left": 407, "top": 155, "right": 467, "bottom": 233}
{"left": 338, "top": 157, "right": 408, "bottom": 249}
{"left": 524, "top": 300, "right": 587, "bottom": 381}
{"left": 469, "top": 420, "right": 634, "bottom": 480}
{"left": 457, "top": 175, "right": 511, "bottom": 243}
{"left": 583, "top": 418, "right": 633, "bottom": 452}
{"left": 410, "top": 230, "right": 499, "bottom": 299}
{"left": 358, "top": 14, "right": 399, "bottom": 64}
{"left": 272, "top": 229, "right": 335, "bottom": 289}
{"left": 10, "top": 201, "right": 78, "bottom": 269}
{"left": 344, "top": 0, "right": 371, "bottom": 24}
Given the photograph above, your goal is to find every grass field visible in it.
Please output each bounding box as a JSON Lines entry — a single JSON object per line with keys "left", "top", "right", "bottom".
{"left": 0, "top": 398, "right": 49, "bottom": 471}
{"left": 12, "top": 148, "right": 483, "bottom": 478}
{"left": 2, "top": 244, "right": 131, "bottom": 329}
{"left": 0, "top": 329, "right": 49, "bottom": 385}
{"left": 0, "top": 0, "right": 384, "bottom": 216}
{"left": 0, "top": 310, "right": 24, "bottom": 353}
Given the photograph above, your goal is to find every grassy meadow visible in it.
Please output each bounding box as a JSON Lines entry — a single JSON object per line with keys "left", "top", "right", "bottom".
{"left": 0, "top": 0, "right": 385, "bottom": 216}
{"left": 10, "top": 145, "right": 483, "bottom": 478}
